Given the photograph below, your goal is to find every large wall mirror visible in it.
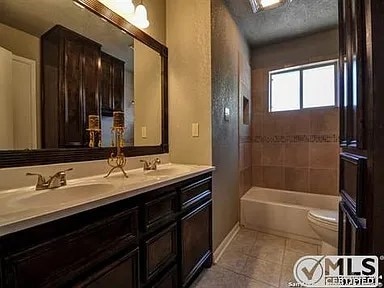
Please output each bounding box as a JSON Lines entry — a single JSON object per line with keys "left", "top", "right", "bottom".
{"left": 0, "top": 0, "right": 168, "bottom": 167}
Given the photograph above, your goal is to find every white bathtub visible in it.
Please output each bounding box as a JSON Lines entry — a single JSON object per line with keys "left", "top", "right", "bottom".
{"left": 240, "top": 187, "right": 340, "bottom": 244}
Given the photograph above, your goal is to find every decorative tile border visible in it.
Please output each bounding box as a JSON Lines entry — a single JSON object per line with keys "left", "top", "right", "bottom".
{"left": 252, "top": 134, "right": 339, "bottom": 144}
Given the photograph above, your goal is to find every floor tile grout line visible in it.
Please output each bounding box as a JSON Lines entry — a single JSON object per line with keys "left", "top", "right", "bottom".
{"left": 217, "top": 262, "right": 280, "bottom": 288}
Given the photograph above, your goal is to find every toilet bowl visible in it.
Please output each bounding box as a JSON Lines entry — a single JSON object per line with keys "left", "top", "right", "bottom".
{"left": 307, "top": 209, "right": 338, "bottom": 255}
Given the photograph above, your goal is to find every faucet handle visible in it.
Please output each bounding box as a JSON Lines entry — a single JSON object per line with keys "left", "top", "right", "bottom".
{"left": 57, "top": 168, "right": 74, "bottom": 174}
{"left": 55, "top": 168, "right": 73, "bottom": 184}
{"left": 140, "top": 160, "right": 150, "bottom": 170}
{"left": 153, "top": 158, "right": 161, "bottom": 164}
{"left": 26, "top": 172, "right": 46, "bottom": 187}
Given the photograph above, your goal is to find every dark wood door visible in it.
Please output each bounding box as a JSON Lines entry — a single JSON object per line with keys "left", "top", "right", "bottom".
{"left": 101, "top": 53, "right": 113, "bottom": 115}
{"left": 338, "top": 0, "right": 368, "bottom": 255}
{"left": 100, "top": 53, "right": 125, "bottom": 115}
{"left": 338, "top": 0, "right": 384, "bottom": 270}
{"left": 83, "top": 44, "right": 101, "bottom": 119}
{"left": 180, "top": 200, "right": 212, "bottom": 287}
{"left": 113, "top": 59, "right": 125, "bottom": 112}
{"left": 76, "top": 249, "right": 139, "bottom": 288}
{"left": 63, "top": 37, "right": 84, "bottom": 147}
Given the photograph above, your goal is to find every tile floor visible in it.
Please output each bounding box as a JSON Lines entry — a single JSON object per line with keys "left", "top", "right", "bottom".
{"left": 192, "top": 228, "right": 320, "bottom": 288}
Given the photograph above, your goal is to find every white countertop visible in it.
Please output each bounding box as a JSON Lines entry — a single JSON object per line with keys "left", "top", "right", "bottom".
{"left": 0, "top": 163, "right": 214, "bottom": 237}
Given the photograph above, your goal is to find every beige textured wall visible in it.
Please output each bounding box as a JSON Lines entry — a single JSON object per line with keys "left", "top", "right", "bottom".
{"left": 211, "top": 0, "right": 250, "bottom": 250}
{"left": 251, "top": 29, "right": 340, "bottom": 196}
{"left": 166, "top": 0, "right": 212, "bottom": 165}
{"left": 134, "top": 40, "right": 162, "bottom": 146}
{"left": 0, "top": 23, "right": 41, "bottom": 148}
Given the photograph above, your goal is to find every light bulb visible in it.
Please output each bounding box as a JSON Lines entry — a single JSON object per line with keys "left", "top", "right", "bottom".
{"left": 99, "top": 0, "right": 135, "bottom": 19}
{"left": 133, "top": 4, "right": 149, "bottom": 29}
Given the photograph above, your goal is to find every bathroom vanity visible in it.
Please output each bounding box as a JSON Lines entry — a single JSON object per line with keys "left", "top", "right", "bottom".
{"left": 0, "top": 165, "right": 213, "bottom": 288}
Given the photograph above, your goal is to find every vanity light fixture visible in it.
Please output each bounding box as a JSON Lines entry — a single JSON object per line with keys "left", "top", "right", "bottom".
{"left": 132, "top": 1, "right": 150, "bottom": 29}
{"left": 249, "top": 0, "right": 293, "bottom": 13}
{"left": 94, "top": 0, "right": 149, "bottom": 29}
{"left": 98, "top": 0, "right": 135, "bottom": 18}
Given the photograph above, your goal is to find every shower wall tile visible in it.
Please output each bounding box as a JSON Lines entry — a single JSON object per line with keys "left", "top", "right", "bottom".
{"left": 282, "top": 111, "right": 311, "bottom": 135}
{"left": 252, "top": 166, "right": 263, "bottom": 186}
{"left": 263, "top": 166, "right": 285, "bottom": 190}
{"left": 309, "top": 168, "right": 338, "bottom": 195}
{"left": 284, "top": 143, "right": 310, "bottom": 168}
{"left": 252, "top": 143, "right": 262, "bottom": 166}
{"left": 309, "top": 143, "right": 339, "bottom": 169}
{"left": 285, "top": 167, "right": 310, "bottom": 192}
{"left": 250, "top": 66, "right": 340, "bottom": 196}
{"left": 310, "top": 108, "right": 339, "bottom": 134}
{"left": 262, "top": 143, "right": 284, "bottom": 166}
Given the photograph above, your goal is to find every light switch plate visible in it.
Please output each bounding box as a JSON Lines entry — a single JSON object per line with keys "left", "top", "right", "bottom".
{"left": 141, "top": 127, "right": 147, "bottom": 138}
{"left": 224, "top": 107, "right": 230, "bottom": 121}
{"left": 192, "top": 123, "right": 199, "bottom": 137}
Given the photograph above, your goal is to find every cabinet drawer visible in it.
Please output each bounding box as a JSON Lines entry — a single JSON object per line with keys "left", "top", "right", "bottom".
{"left": 3, "top": 207, "right": 138, "bottom": 288}
{"left": 142, "top": 223, "right": 177, "bottom": 283}
{"left": 151, "top": 265, "right": 178, "bottom": 288}
{"left": 180, "top": 177, "right": 212, "bottom": 210}
{"left": 143, "top": 191, "right": 177, "bottom": 232}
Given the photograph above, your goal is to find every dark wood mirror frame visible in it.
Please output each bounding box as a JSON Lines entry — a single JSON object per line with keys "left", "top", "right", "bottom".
{"left": 0, "top": 0, "right": 168, "bottom": 168}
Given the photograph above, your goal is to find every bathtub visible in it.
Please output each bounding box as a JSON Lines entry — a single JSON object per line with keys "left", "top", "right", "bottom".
{"left": 240, "top": 187, "right": 340, "bottom": 244}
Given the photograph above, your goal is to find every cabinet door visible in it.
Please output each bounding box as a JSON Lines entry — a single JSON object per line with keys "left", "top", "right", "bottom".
{"left": 339, "top": 0, "right": 366, "bottom": 148}
{"left": 63, "top": 37, "right": 84, "bottom": 147}
{"left": 180, "top": 200, "right": 212, "bottom": 287}
{"left": 77, "top": 248, "right": 139, "bottom": 288}
{"left": 83, "top": 44, "right": 100, "bottom": 120}
{"left": 101, "top": 53, "right": 113, "bottom": 115}
{"left": 142, "top": 223, "right": 177, "bottom": 283}
{"left": 338, "top": 201, "right": 366, "bottom": 255}
{"left": 113, "top": 60, "right": 125, "bottom": 112}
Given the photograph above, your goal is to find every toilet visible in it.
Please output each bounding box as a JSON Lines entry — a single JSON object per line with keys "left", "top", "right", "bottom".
{"left": 307, "top": 209, "right": 338, "bottom": 255}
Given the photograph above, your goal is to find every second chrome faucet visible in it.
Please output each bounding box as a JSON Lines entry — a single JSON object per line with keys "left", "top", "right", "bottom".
{"left": 140, "top": 158, "right": 161, "bottom": 171}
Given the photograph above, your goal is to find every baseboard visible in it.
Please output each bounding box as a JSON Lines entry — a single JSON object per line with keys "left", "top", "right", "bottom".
{"left": 213, "top": 222, "right": 240, "bottom": 264}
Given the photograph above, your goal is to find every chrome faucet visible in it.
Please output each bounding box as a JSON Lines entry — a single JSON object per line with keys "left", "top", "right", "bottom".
{"left": 140, "top": 158, "right": 161, "bottom": 171}
{"left": 26, "top": 168, "right": 73, "bottom": 190}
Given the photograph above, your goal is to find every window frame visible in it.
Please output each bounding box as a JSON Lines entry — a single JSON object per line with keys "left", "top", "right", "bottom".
{"left": 268, "top": 60, "right": 338, "bottom": 112}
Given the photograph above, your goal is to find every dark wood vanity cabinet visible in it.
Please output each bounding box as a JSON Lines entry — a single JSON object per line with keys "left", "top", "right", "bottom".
{"left": 42, "top": 25, "right": 101, "bottom": 148}
{"left": 100, "top": 53, "right": 125, "bottom": 115}
{"left": 0, "top": 173, "right": 212, "bottom": 288}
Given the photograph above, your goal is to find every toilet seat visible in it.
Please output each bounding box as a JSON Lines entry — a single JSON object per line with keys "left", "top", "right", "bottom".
{"left": 308, "top": 209, "right": 338, "bottom": 232}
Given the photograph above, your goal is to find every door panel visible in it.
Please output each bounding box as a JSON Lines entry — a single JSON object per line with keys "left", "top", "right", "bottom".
{"left": 63, "top": 38, "right": 83, "bottom": 147}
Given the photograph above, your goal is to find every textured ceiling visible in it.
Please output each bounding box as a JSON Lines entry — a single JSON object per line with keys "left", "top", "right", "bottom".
{"left": 223, "top": 0, "right": 338, "bottom": 47}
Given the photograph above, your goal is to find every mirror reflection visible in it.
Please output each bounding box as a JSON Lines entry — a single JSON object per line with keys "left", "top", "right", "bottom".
{"left": 0, "top": 0, "right": 162, "bottom": 150}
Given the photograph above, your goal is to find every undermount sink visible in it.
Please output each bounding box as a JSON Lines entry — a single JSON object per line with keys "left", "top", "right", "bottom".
{"left": 11, "top": 183, "right": 114, "bottom": 208}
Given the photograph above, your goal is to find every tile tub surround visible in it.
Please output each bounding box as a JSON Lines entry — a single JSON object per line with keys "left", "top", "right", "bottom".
{"left": 0, "top": 162, "right": 214, "bottom": 236}
{"left": 192, "top": 228, "right": 320, "bottom": 288}
{"left": 251, "top": 69, "right": 340, "bottom": 196}
{"left": 250, "top": 29, "right": 340, "bottom": 196}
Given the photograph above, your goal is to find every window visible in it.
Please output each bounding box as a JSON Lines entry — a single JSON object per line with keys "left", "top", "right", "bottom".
{"left": 269, "top": 60, "right": 337, "bottom": 112}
